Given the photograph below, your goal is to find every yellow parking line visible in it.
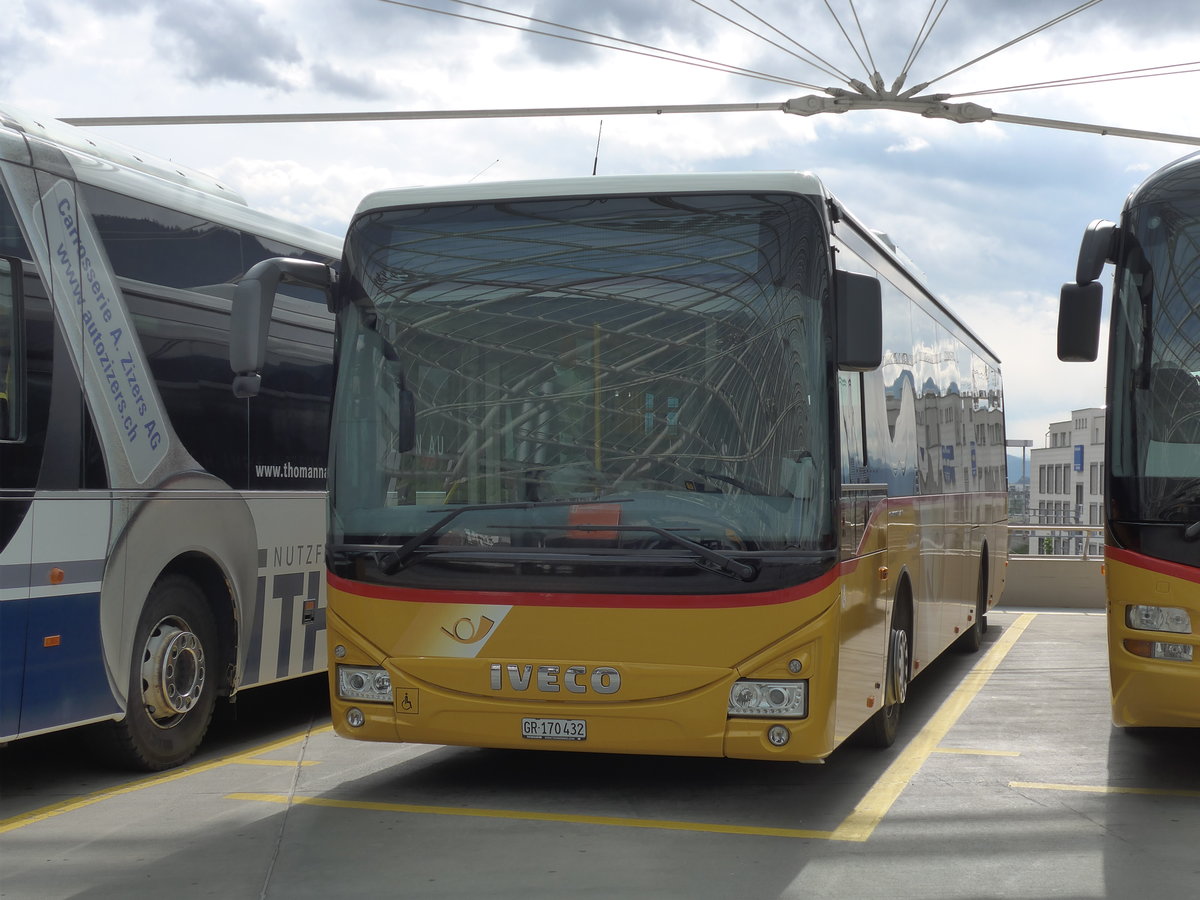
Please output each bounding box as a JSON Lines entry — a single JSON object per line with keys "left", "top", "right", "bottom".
{"left": 5, "top": 615, "right": 1039, "bottom": 841}
{"left": 227, "top": 793, "right": 837, "bottom": 840}
{"left": 830, "top": 612, "right": 1037, "bottom": 841}
{"left": 229, "top": 617, "right": 1037, "bottom": 842}
{"left": 1011, "top": 781, "right": 1200, "bottom": 799}
{"left": 0, "top": 725, "right": 332, "bottom": 834}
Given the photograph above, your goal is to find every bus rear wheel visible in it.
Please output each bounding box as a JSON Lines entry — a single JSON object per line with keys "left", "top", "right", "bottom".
{"left": 104, "top": 575, "right": 220, "bottom": 771}
{"left": 957, "top": 555, "right": 990, "bottom": 654}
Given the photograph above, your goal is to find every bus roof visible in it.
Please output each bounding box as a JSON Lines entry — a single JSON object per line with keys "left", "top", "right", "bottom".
{"left": 0, "top": 104, "right": 247, "bottom": 204}
{"left": 353, "top": 171, "right": 831, "bottom": 218}
{"left": 1123, "top": 148, "right": 1200, "bottom": 211}
{"left": 0, "top": 104, "right": 341, "bottom": 259}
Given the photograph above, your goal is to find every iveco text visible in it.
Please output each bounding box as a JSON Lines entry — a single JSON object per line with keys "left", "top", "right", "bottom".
{"left": 489, "top": 664, "right": 621, "bottom": 694}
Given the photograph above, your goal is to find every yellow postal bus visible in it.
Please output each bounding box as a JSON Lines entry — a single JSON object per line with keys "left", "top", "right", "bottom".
{"left": 1060, "top": 152, "right": 1200, "bottom": 728}
{"left": 237, "top": 172, "right": 1008, "bottom": 760}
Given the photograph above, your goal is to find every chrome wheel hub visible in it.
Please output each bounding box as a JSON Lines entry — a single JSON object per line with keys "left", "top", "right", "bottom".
{"left": 887, "top": 626, "right": 910, "bottom": 706}
{"left": 141, "top": 617, "right": 206, "bottom": 725}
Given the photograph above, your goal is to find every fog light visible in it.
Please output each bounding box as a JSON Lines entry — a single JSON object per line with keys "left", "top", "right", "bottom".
{"left": 767, "top": 724, "right": 790, "bottom": 746}
{"left": 334, "top": 644, "right": 347, "bottom": 659}
{"left": 346, "top": 707, "right": 365, "bottom": 728}
{"left": 1124, "top": 639, "right": 1194, "bottom": 661}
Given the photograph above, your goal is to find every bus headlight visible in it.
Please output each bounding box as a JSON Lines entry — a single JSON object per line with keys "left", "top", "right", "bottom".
{"left": 728, "top": 680, "right": 808, "bottom": 718}
{"left": 1127, "top": 605, "right": 1192, "bottom": 635}
{"left": 337, "top": 665, "right": 393, "bottom": 703}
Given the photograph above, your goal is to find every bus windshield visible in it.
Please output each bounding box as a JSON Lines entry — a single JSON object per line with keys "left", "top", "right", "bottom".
{"left": 330, "top": 191, "right": 835, "bottom": 584}
{"left": 1111, "top": 178, "right": 1200, "bottom": 526}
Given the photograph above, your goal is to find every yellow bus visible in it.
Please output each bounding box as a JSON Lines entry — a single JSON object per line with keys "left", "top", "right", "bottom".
{"left": 1060, "top": 152, "right": 1200, "bottom": 729}
{"left": 236, "top": 172, "right": 1008, "bottom": 761}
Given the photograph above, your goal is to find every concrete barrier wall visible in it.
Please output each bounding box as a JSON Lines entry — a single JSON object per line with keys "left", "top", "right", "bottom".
{"left": 1000, "top": 556, "right": 1106, "bottom": 609}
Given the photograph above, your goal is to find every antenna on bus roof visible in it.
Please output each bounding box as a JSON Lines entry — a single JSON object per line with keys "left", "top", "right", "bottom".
{"left": 468, "top": 159, "right": 500, "bottom": 182}
{"left": 592, "top": 119, "right": 604, "bottom": 176}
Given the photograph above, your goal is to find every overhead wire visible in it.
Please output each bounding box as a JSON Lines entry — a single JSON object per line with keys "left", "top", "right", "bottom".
{"left": 918, "top": 0, "right": 1106, "bottom": 91}
{"left": 898, "top": 0, "right": 951, "bottom": 87}
{"left": 949, "top": 61, "right": 1200, "bottom": 98}
{"left": 684, "top": 0, "right": 851, "bottom": 85}
{"left": 718, "top": 0, "right": 854, "bottom": 84}
{"left": 66, "top": 0, "right": 1200, "bottom": 149}
{"left": 821, "top": 0, "right": 873, "bottom": 83}
{"left": 376, "top": 0, "right": 825, "bottom": 90}
{"left": 847, "top": 0, "right": 878, "bottom": 76}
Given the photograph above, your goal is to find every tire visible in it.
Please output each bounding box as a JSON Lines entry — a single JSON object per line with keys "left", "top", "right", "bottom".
{"left": 860, "top": 616, "right": 911, "bottom": 748}
{"left": 956, "top": 555, "right": 989, "bottom": 654}
{"left": 102, "top": 575, "right": 220, "bottom": 771}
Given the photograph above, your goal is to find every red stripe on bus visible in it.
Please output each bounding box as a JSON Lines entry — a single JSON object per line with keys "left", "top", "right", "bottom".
{"left": 327, "top": 567, "right": 839, "bottom": 609}
{"left": 1106, "top": 545, "right": 1200, "bottom": 585}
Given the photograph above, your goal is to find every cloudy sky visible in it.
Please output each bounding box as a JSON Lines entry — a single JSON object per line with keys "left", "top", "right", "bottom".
{"left": 6, "top": 0, "right": 1200, "bottom": 443}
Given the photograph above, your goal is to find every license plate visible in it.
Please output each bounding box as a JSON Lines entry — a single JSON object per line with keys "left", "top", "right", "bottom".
{"left": 521, "top": 717, "right": 587, "bottom": 741}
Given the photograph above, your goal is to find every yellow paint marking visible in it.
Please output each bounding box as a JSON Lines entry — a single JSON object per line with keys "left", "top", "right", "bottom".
{"left": 227, "top": 793, "right": 836, "bottom": 840}
{"left": 1011, "top": 781, "right": 1200, "bottom": 800}
{"left": 227, "top": 618, "right": 1036, "bottom": 843}
{"left": 935, "top": 748, "right": 1021, "bottom": 757}
{"left": 0, "top": 725, "right": 332, "bottom": 834}
{"left": 829, "top": 612, "right": 1037, "bottom": 842}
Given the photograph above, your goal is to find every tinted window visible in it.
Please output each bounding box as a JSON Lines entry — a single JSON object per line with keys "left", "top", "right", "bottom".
{"left": 80, "top": 184, "right": 328, "bottom": 303}
{"left": 0, "top": 182, "right": 31, "bottom": 260}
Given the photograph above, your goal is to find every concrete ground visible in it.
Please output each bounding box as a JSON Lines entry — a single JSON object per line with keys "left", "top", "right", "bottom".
{"left": 3, "top": 609, "right": 1199, "bottom": 900}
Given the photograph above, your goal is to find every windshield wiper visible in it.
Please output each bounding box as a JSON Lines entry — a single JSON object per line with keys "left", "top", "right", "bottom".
{"left": 569, "top": 523, "right": 757, "bottom": 582}
{"left": 372, "top": 500, "right": 755, "bottom": 582}
{"left": 376, "top": 498, "right": 627, "bottom": 575}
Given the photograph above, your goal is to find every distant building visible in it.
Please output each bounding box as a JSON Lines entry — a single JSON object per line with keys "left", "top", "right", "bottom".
{"left": 1029, "top": 407, "right": 1104, "bottom": 556}
{"left": 1006, "top": 438, "right": 1033, "bottom": 524}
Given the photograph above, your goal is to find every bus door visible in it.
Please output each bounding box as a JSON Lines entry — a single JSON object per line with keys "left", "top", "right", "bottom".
{"left": 2, "top": 230, "right": 121, "bottom": 737}
{"left": 0, "top": 255, "right": 30, "bottom": 737}
{"left": 835, "top": 370, "right": 890, "bottom": 739}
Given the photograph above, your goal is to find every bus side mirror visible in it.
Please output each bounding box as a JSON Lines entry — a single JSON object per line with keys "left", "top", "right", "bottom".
{"left": 231, "top": 258, "right": 334, "bottom": 398}
{"left": 1057, "top": 219, "right": 1116, "bottom": 364}
{"left": 1075, "top": 219, "right": 1117, "bottom": 283}
{"left": 836, "top": 270, "right": 883, "bottom": 371}
{"left": 1057, "top": 281, "right": 1103, "bottom": 362}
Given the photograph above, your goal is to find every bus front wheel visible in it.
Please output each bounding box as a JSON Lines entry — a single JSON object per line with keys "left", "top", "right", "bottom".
{"left": 106, "top": 575, "right": 220, "bottom": 771}
{"left": 860, "top": 617, "right": 911, "bottom": 748}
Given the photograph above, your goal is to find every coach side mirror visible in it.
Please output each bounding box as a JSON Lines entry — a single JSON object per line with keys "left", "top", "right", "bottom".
{"left": 1075, "top": 219, "right": 1117, "bottom": 284}
{"left": 836, "top": 270, "right": 883, "bottom": 371}
{"left": 1057, "top": 219, "right": 1116, "bottom": 364}
{"left": 231, "top": 258, "right": 335, "bottom": 398}
{"left": 1057, "top": 281, "right": 1103, "bottom": 363}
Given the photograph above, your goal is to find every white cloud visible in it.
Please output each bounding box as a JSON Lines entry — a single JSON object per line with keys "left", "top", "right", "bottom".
{"left": 886, "top": 135, "right": 930, "bottom": 153}
{"left": 10, "top": 0, "right": 1200, "bottom": 443}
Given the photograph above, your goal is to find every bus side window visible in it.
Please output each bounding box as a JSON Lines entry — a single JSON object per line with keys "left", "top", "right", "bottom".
{"left": 0, "top": 256, "right": 23, "bottom": 443}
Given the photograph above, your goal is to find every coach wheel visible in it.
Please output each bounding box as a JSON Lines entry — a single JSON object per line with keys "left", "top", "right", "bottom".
{"left": 106, "top": 575, "right": 221, "bottom": 771}
{"left": 957, "top": 555, "right": 989, "bottom": 654}
{"left": 860, "top": 615, "right": 911, "bottom": 748}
